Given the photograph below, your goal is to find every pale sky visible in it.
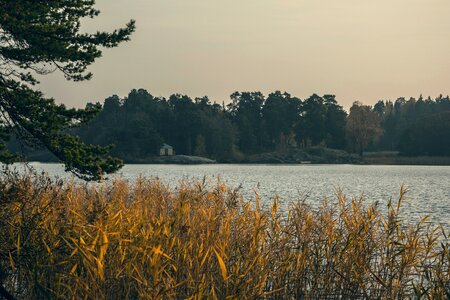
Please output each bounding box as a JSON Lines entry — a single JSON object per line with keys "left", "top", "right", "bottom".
{"left": 38, "top": 0, "right": 450, "bottom": 109}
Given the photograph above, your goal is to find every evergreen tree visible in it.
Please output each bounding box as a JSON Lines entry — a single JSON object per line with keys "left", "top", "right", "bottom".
{"left": 228, "top": 92, "right": 264, "bottom": 153}
{"left": 323, "top": 94, "right": 347, "bottom": 149}
{"left": 0, "top": 0, "right": 135, "bottom": 180}
{"left": 301, "top": 94, "right": 327, "bottom": 146}
{"left": 262, "top": 91, "right": 300, "bottom": 150}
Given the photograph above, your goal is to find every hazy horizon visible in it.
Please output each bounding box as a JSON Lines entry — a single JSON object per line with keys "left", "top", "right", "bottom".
{"left": 38, "top": 0, "right": 450, "bottom": 109}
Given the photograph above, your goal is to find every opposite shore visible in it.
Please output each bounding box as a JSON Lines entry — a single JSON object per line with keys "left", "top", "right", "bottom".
{"left": 22, "top": 147, "right": 450, "bottom": 166}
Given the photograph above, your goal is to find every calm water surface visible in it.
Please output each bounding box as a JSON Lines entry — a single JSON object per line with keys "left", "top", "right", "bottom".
{"left": 24, "top": 163, "right": 450, "bottom": 227}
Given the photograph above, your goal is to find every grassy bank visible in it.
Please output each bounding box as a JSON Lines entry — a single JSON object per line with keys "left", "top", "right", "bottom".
{"left": 17, "top": 146, "right": 450, "bottom": 166}
{"left": 363, "top": 152, "right": 450, "bottom": 166}
{"left": 242, "top": 147, "right": 361, "bottom": 164}
{"left": 0, "top": 170, "right": 449, "bottom": 299}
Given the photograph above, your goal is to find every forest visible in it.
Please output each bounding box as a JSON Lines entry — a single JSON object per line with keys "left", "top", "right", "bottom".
{"left": 58, "top": 89, "right": 450, "bottom": 162}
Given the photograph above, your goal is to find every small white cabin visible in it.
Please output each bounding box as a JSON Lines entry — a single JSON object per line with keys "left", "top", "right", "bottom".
{"left": 160, "top": 143, "right": 174, "bottom": 156}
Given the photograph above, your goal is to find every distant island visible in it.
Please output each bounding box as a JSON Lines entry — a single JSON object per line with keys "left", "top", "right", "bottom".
{"left": 8, "top": 89, "right": 450, "bottom": 165}
{"left": 17, "top": 147, "right": 450, "bottom": 166}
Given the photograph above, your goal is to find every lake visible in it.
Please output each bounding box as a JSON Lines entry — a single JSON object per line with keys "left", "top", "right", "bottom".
{"left": 18, "top": 163, "right": 450, "bottom": 227}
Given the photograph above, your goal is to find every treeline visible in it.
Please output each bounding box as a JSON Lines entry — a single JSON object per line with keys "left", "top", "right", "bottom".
{"left": 75, "top": 89, "right": 347, "bottom": 161}
{"left": 372, "top": 96, "right": 450, "bottom": 156}
{"left": 74, "top": 89, "right": 450, "bottom": 161}
{"left": 76, "top": 90, "right": 236, "bottom": 160}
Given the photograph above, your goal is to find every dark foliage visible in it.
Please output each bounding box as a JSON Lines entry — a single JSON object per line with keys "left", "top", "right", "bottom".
{"left": 74, "top": 90, "right": 450, "bottom": 161}
{"left": 0, "top": 0, "right": 135, "bottom": 180}
{"left": 75, "top": 89, "right": 349, "bottom": 161}
{"left": 373, "top": 95, "right": 450, "bottom": 156}
{"left": 76, "top": 89, "right": 237, "bottom": 161}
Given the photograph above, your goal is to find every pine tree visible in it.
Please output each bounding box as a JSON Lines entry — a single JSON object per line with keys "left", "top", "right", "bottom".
{"left": 0, "top": 0, "right": 135, "bottom": 180}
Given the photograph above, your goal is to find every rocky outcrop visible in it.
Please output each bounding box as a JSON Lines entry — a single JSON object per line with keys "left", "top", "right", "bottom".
{"left": 126, "top": 155, "right": 216, "bottom": 164}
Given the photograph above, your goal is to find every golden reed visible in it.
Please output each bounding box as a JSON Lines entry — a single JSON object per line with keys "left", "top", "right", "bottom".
{"left": 0, "top": 169, "right": 448, "bottom": 299}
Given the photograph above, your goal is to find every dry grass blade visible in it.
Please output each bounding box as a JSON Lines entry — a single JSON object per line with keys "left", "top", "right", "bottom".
{"left": 0, "top": 170, "right": 448, "bottom": 299}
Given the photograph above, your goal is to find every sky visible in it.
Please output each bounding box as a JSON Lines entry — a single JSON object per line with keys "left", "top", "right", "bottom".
{"left": 38, "top": 0, "right": 450, "bottom": 110}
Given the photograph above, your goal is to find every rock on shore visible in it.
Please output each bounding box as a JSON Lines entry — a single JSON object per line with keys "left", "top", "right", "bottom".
{"left": 126, "top": 155, "right": 216, "bottom": 164}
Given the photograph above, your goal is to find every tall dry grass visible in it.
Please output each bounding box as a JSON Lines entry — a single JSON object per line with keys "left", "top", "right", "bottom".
{"left": 0, "top": 169, "right": 449, "bottom": 299}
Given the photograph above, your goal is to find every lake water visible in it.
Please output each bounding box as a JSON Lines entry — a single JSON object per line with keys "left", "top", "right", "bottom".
{"left": 17, "top": 163, "right": 450, "bottom": 227}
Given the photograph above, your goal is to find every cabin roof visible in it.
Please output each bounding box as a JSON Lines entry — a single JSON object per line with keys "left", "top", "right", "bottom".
{"left": 161, "top": 143, "right": 173, "bottom": 149}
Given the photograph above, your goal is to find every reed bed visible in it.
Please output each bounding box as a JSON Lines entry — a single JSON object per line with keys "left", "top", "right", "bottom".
{"left": 0, "top": 169, "right": 449, "bottom": 299}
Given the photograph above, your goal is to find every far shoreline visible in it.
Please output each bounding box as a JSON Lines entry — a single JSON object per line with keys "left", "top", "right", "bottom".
{"left": 17, "top": 148, "right": 450, "bottom": 166}
{"left": 26, "top": 159, "right": 450, "bottom": 167}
